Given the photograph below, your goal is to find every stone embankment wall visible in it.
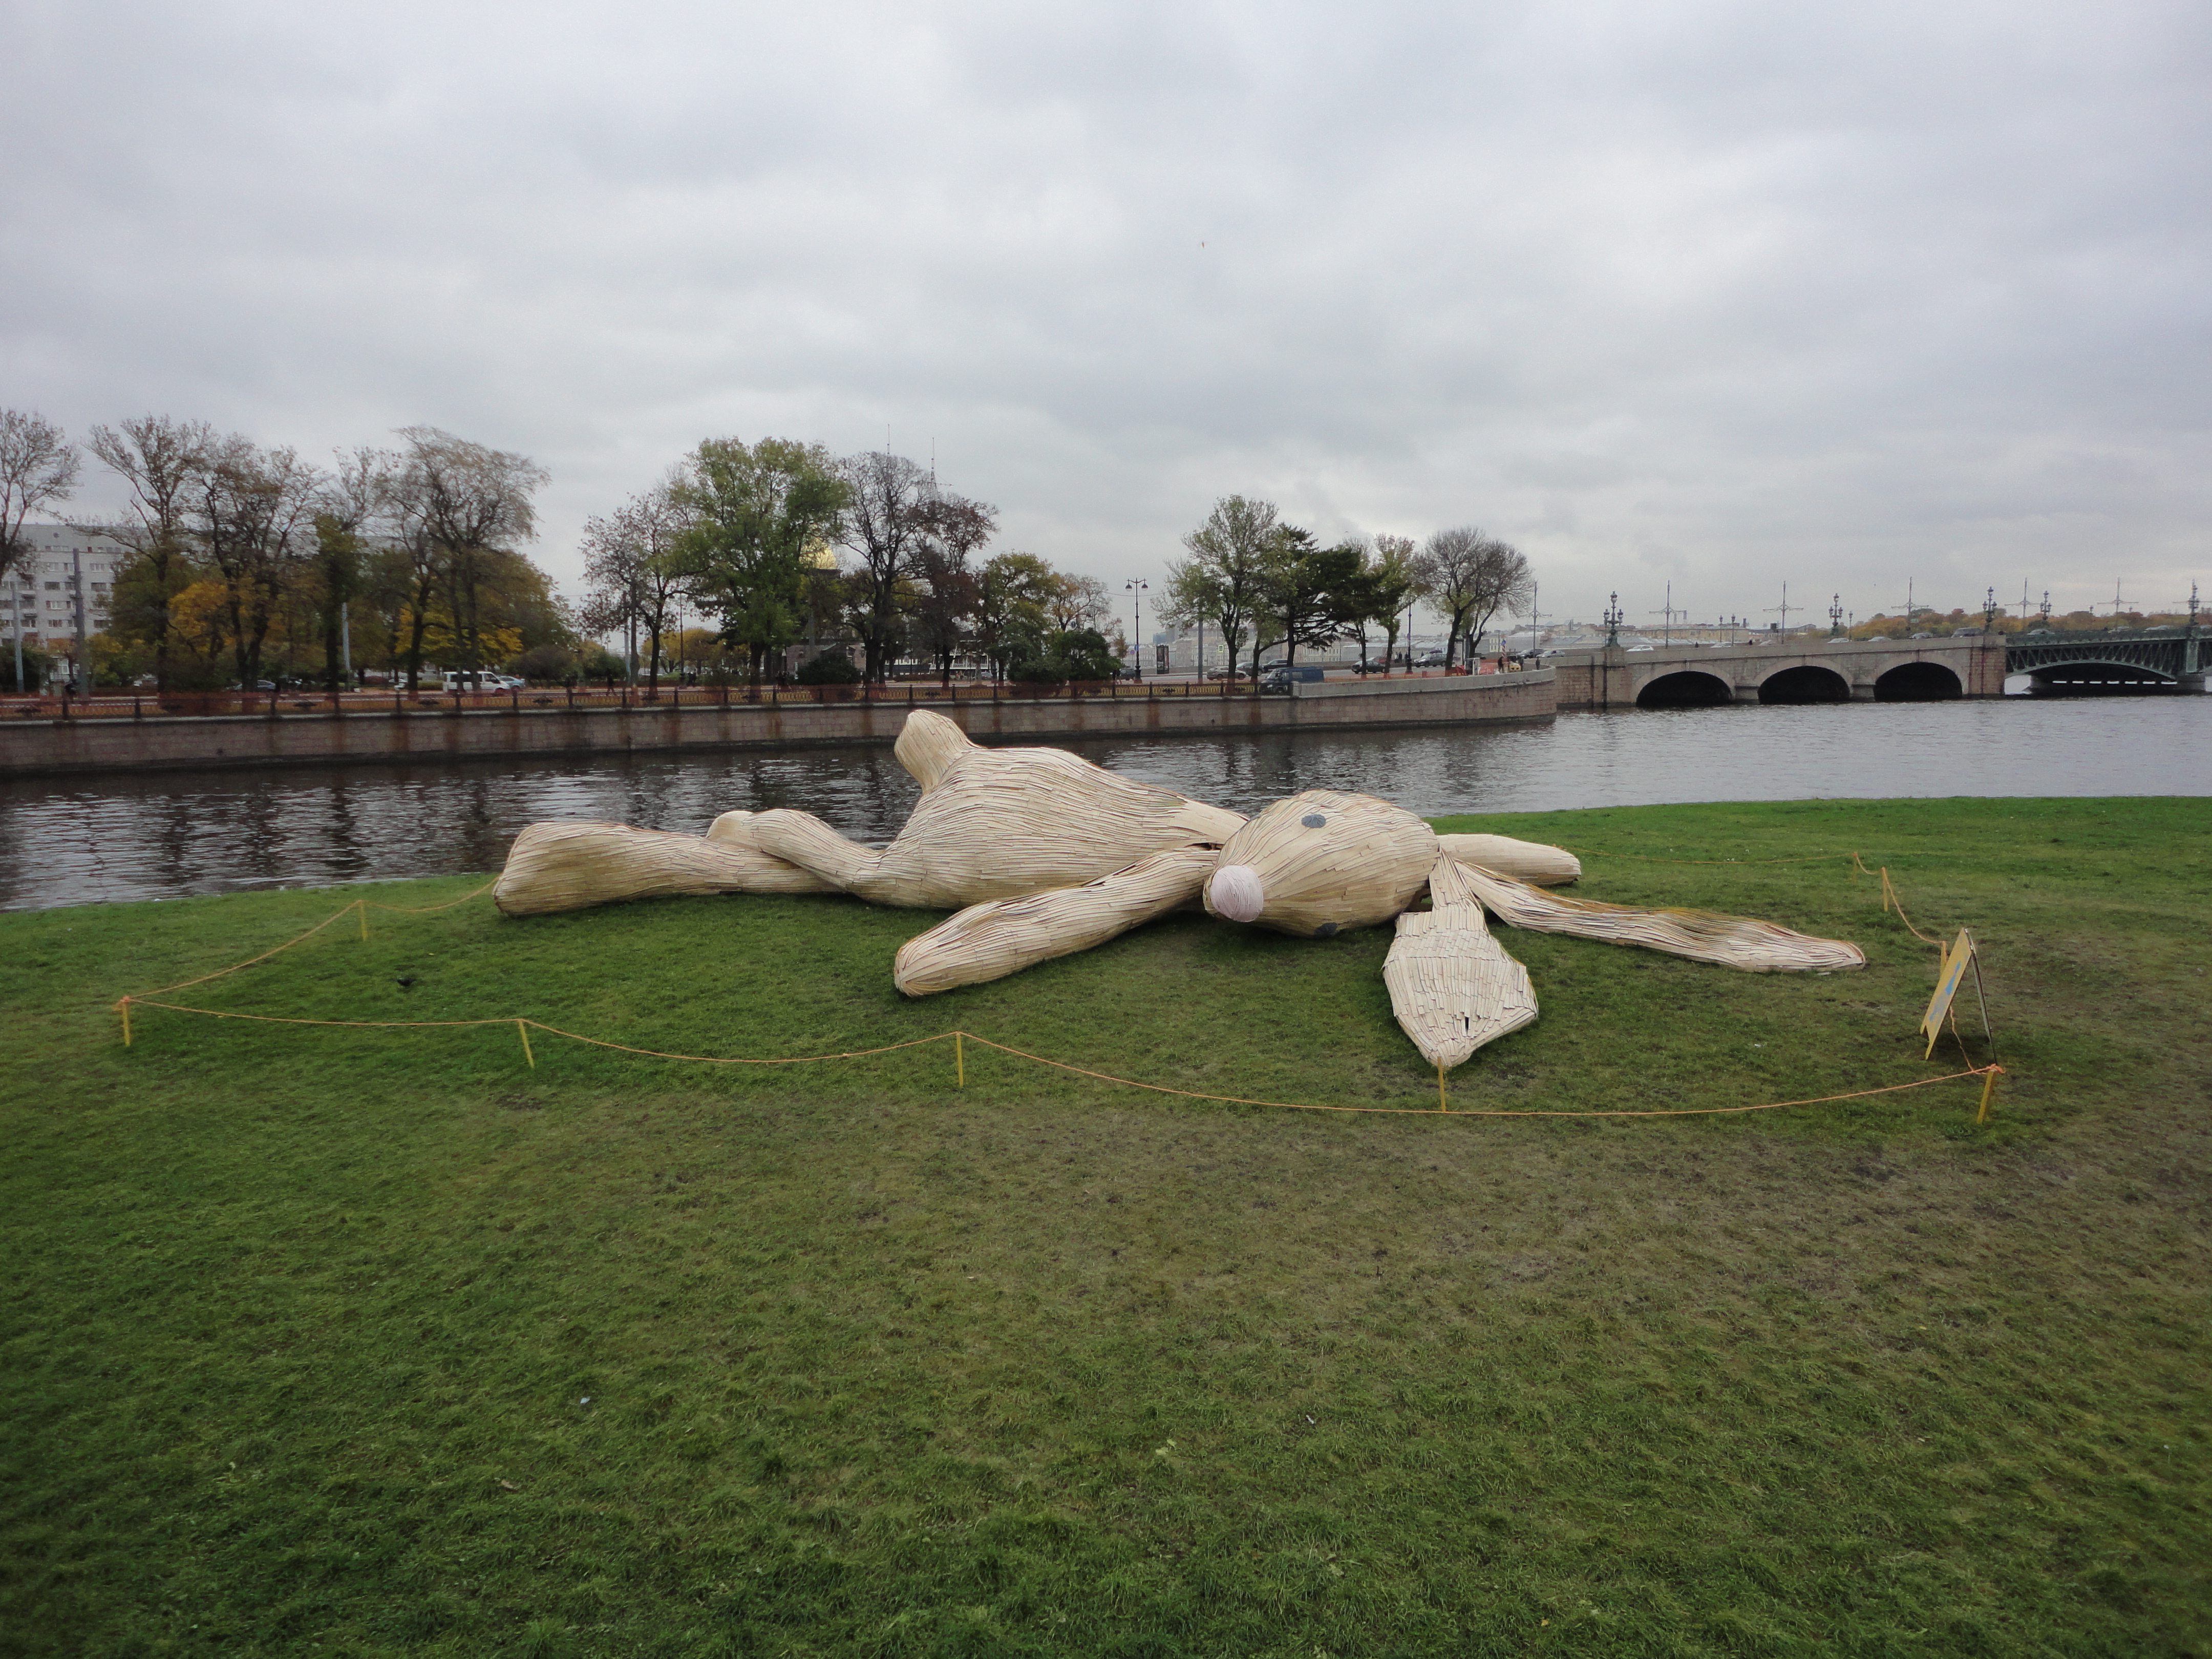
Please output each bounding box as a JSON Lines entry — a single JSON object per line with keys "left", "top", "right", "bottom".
{"left": 0, "top": 672, "right": 1555, "bottom": 778}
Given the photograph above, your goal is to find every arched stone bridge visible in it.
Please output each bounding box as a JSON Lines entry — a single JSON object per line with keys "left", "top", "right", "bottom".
{"left": 1554, "top": 636, "right": 2007, "bottom": 710}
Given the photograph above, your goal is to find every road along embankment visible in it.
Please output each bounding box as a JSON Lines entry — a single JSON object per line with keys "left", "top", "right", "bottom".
{"left": 0, "top": 670, "right": 1554, "bottom": 778}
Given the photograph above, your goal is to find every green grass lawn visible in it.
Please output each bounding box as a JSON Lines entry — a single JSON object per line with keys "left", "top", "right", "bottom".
{"left": 3, "top": 796, "right": 2206, "bottom": 1658}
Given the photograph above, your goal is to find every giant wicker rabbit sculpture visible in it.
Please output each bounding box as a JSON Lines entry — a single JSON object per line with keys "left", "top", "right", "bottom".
{"left": 493, "top": 710, "right": 1862, "bottom": 1071}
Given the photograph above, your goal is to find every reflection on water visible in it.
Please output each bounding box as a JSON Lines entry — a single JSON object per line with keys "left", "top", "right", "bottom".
{"left": 4, "top": 697, "right": 2205, "bottom": 911}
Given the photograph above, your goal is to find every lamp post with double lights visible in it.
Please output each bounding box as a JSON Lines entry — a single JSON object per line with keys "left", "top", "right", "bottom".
{"left": 1125, "top": 579, "right": 1147, "bottom": 679}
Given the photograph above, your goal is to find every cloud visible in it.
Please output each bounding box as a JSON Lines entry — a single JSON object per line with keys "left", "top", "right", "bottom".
{"left": 3, "top": 0, "right": 2206, "bottom": 624}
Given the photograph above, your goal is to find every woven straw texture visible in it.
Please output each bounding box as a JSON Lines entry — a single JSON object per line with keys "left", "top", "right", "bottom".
{"left": 1452, "top": 859, "right": 1866, "bottom": 972}
{"left": 1434, "top": 833, "right": 1581, "bottom": 887}
{"left": 1201, "top": 791, "right": 1437, "bottom": 938}
{"left": 893, "top": 846, "right": 1219, "bottom": 996}
{"left": 752, "top": 710, "right": 1246, "bottom": 908}
{"left": 1383, "top": 854, "right": 1540, "bottom": 1069}
{"left": 492, "top": 821, "right": 836, "bottom": 917}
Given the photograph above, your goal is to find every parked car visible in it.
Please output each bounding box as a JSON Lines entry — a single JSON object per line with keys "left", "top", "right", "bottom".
{"left": 1413, "top": 650, "right": 1448, "bottom": 667}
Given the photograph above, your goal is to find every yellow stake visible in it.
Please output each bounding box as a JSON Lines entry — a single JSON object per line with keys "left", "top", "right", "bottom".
{"left": 1975, "top": 1065, "right": 2002, "bottom": 1124}
{"left": 517, "top": 1019, "right": 535, "bottom": 1070}
{"left": 1438, "top": 1062, "right": 1448, "bottom": 1113}
{"left": 955, "top": 1031, "right": 965, "bottom": 1088}
{"left": 118, "top": 997, "right": 131, "bottom": 1048}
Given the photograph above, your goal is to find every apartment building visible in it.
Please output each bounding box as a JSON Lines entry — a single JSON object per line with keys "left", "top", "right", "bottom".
{"left": 3, "top": 523, "right": 126, "bottom": 653}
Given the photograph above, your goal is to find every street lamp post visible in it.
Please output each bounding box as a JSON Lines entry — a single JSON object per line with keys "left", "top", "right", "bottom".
{"left": 1125, "top": 579, "right": 1147, "bottom": 679}
{"left": 1829, "top": 594, "right": 1844, "bottom": 639}
{"left": 1603, "top": 591, "right": 1623, "bottom": 649}
{"left": 71, "top": 543, "right": 88, "bottom": 695}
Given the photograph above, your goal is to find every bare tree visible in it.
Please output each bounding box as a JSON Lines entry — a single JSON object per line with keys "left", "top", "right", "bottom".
{"left": 580, "top": 484, "right": 692, "bottom": 692}
{"left": 190, "top": 436, "right": 325, "bottom": 689}
{"left": 394, "top": 428, "right": 548, "bottom": 689}
{"left": 908, "top": 491, "right": 995, "bottom": 685}
{"left": 837, "top": 451, "right": 933, "bottom": 683}
{"left": 0, "top": 409, "right": 82, "bottom": 585}
{"left": 1413, "top": 527, "right": 1531, "bottom": 669}
{"left": 87, "top": 416, "right": 212, "bottom": 692}
{"left": 1046, "top": 572, "right": 1112, "bottom": 633}
{"left": 2, "top": 410, "right": 82, "bottom": 688}
{"left": 308, "top": 448, "right": 388, "bottom": 692}
{"left": 380, "top": 456, "right": 445, "bottom": 692}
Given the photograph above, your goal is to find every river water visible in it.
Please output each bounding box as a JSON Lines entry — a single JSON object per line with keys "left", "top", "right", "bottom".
{"left": 3, "top": 697, "right": 2205, "bottom": 911}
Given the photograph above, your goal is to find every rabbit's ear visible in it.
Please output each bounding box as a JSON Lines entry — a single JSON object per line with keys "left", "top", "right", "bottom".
{"left": 1450, "top": 859, "right": 1865, "bottom": 972}
{"left": 1384, "top": 853, "right": 1539, "bottom": 1071}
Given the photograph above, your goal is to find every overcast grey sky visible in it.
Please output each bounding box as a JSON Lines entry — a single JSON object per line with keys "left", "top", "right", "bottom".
{"left": 5, "top": 0, "right": 2206, "bottom": 628}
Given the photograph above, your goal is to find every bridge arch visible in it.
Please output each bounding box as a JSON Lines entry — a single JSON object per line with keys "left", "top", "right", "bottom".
{"left": 1874, "top": 661, "right": 1962, "bottom": 702}
{"left": 1636, "top": 669, "right": 1734, "bottom": 709}
{"left": 2021, "top": 660, "right": 2178, "bottom": 696}
{"left": 1758, "top": 664, "right": 1851, "bottom": 705}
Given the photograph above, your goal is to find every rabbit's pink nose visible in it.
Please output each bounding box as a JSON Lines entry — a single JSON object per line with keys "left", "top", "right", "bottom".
{"left": 1209, "top": 864, "right": 1266, "bottom": 922}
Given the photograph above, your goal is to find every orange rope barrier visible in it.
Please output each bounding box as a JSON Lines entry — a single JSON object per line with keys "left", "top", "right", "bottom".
{"left": 106, "top": 845, "right": 2000, "bottom": 1121}
{"left": 124, "top": 903, "right": 368, "bottom": 1000}
{"left": 955, "top": 1032, "right": 1999, "bottom": 1118}
{"left": 361, "top": 878, "right": 499, "bottom": 914}
{"left": 126, "top": 998, "right": 516, "bottom": 1030}
{"left": 120, "top": 998, "right": 948, "bottom": 1062}
{"left": 121, "top": 879, "right": 498, "bottom": 1001}
{"left": 1564, "top": 847, "right": 1863, "bottom": 867}
{"left": 514, "top": 1019, "right": 954, "bottom": 1067}
{"left": 110, "top": 995, "right": 2003, "bottom": 1121}
{"left": 1878, "top": 867, "right": 1947, "bottom": 947}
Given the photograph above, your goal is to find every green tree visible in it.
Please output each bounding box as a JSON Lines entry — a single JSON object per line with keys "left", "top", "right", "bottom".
{"left": 1363, "top": 535, "right": 1419, "bottom": 673}
{"left": 975, "top": 552, "right": 1061, "bottom": 679}
{"left": 1260, "top": 528, "right": 1367, "bottom": 672}
{"left": 1006, "top": 627, "right": 1121, "bottom": 685}
{"left": 1164, "top": 495, "right": 1278, "bottom": 683}
{"left": 672, "top": 438, "right": 848, "bottom": 686}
